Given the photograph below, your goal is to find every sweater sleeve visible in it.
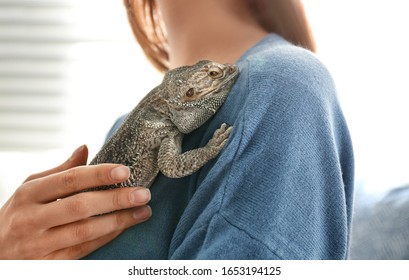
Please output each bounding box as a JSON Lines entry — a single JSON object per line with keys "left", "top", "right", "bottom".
{"left": 170, "top": 45, "right": 354, "bottom": 259}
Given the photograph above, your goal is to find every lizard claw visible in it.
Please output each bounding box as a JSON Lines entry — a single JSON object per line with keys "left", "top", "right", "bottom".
{"left": 206, "top": 123, "right": 232, "bottom": 155}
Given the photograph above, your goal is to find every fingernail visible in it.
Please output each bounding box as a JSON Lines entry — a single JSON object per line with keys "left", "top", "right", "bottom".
{"left": 130, "top": 188, "right": 151, "bottom": 204}
{"left": 110, "top": 166, "right": 130, "bottom": 181}
{"left": 133, "top": 206, "right": 152, "bottom": 221}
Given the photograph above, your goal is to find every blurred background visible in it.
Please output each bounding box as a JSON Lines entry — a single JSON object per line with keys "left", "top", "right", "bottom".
{"left": 1, "top": 0, "right": 409, "bottom": 205}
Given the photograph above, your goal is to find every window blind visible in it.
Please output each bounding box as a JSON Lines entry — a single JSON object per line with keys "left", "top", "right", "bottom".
{"left": 0, "top": 0, "right": 138, "bottom": 151}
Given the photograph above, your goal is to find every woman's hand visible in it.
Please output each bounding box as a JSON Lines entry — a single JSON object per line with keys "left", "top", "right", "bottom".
{"left": 0, "top": 145, "right": 151, "bottom": 259}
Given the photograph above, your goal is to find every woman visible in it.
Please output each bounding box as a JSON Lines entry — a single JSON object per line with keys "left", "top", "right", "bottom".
{"left": 84, "top": 0, "right": 354, "bottom": 259}
{"left": 0, "top": 0, "right": 354, "bottom": 259}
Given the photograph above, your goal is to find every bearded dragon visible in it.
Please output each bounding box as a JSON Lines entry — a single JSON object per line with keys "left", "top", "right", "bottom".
{"left": 90, "top": 60, "right": 239, "bottom": 188}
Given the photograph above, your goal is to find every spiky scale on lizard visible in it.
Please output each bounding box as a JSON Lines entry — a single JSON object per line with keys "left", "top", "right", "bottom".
{"left": 89, "top": 60, "right": 239, "bottom": 189}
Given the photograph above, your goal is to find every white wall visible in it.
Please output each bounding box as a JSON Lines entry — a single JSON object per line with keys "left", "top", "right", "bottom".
{"left": 305, "top": 0, "right": 409, "bottom": 193}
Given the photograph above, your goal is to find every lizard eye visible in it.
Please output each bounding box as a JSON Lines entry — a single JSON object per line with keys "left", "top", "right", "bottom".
{"left": 186, "top": 88, "right": 194, "bottom": 97}
{"left": 208, "top": 67, "right": 223, "bottom": 79}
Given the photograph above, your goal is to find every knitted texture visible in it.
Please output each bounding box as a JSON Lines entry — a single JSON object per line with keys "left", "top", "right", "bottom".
{"left": 350, "top": 185, "right": 409, "bottom": 259}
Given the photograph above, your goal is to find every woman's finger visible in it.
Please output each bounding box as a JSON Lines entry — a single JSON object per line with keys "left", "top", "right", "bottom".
{"left": 38, "top": 187, "right": 151, "bottom": 228}
{"left": 23, "top": 164, "right": 131, "bottom": 203}
{"left": 44, "top": 231, "right": 122, "bottom": 260}
{"left": 42, "top": 206, "right": 152, "bottom": 256}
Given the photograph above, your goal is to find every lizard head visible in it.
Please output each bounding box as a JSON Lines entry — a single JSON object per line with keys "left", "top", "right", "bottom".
{"left": 164, "top": 60, "right": 239, "bottom": 133}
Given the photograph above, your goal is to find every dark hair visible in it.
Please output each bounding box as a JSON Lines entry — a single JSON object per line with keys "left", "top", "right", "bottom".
{"left": 124, "top": 0, "right": 316, "bottom": 73}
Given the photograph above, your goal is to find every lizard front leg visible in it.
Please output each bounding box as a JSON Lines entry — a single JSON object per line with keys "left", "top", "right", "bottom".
{"left": 158, "top": 123, "right": 232, "bottom": 178}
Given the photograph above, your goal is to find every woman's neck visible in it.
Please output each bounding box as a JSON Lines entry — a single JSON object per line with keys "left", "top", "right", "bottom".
{"left": 157, "top": 0, "right": 268, "bottom": 69}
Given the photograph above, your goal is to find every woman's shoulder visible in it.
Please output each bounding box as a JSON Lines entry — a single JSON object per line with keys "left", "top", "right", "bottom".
{"left": 242, "top": 34, "right": 332, "bottom": 84}
{"left": 236, "top": 34, "right": 338, "bottom": 114}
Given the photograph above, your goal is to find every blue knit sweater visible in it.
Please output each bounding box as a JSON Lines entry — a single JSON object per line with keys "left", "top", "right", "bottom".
{"left": 84, "top": 34, "right": 354, "bottom": 259}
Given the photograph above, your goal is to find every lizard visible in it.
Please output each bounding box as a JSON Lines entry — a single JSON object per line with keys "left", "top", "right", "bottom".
{"left": 89, "top": 60, "right": 239, "bottom": 189}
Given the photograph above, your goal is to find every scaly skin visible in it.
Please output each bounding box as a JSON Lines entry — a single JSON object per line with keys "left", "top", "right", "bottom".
{"left": 89, "top": 60, "right": 239, "bottom": 188}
